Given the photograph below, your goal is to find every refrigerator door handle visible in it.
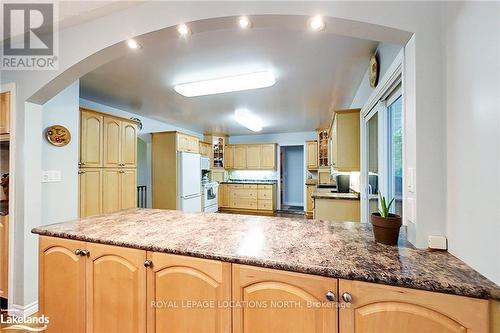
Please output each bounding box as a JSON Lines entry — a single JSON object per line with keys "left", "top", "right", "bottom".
{"left": 182, "top": 193, "right": 202, "bottom": 200}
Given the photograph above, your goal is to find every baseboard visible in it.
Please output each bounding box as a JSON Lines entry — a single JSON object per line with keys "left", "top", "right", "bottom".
{"left": 9, "top": 301, "right": 38, "bottom": 317}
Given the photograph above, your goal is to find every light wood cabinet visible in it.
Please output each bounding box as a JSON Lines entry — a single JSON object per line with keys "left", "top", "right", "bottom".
{"left": 233, "top": 146, "right": 247, "bottom": 169}
{"left": 121, "top": 121, "right": 137, "bottom": 167}
{"left": 318, "top": 169, "right": 331, "bottom": 185}
{"left": 121, "top": 169, "right": 137, "bottom": 210}
{"left": 330, "top": 109, "right": 360, "bottom": 171}
{"left": 146, "top": 252, "right": 231, "bottom": 333}
{"left": 306, "top": 185, "right": 315, "bottom": 218}
{"left": 0, "top": 92, "right": 10, "bottom": 135}
{"left": 200, "top": 141, "right": 211, "bottom": 157}
{"left": 220, "top": 184, "right": 275, "bottom": 213}
{"left": 225, "top": 145, "right": 234, "bottom": 169}
{"left": 218, "top": 184, "right": 230, "bottom": 208}
{"left": 233, "top": 264, "right": 338, "bottom": 333}
{"left": 102, "top": 168, "right": 137, "bottom": 214}
{"left": 339, "top": 279, "right": 489, "bottom": 333}
{"left": 306, "top": 141, "right": 318, "bottom": 170}
{"left": 0, "top": 216, "right": 8, "bottom": 298}
{"left": 103, "top": 116, "right": 122, "bottom": 168}
{"left": 39, "top": 237, "right": 86, "bottom": 333}
{"left": 318, "top": 129, "right": 329, "bottom": 168}
{"left": 177, "top": 132, "right": 199, "bottom": 153}
{"left": 205, "top": 135, "right": 227, "bottom": 168}
{"left": 80, "top": 110, "right": 104, "bottom": 168}
{"left": 86, "top": 242, "right": 146, "bottom": 333}
{"left": 79, "top": 168, "right": 102, "bottom": 218}
{"left": 246, "top": 145, "right": 261, "bottom": 169}
{"left": 260, "top": 144, "right": 276, "bottom": 169}
{"left": 314, "top": 198, "right": 360, "bottom": 222}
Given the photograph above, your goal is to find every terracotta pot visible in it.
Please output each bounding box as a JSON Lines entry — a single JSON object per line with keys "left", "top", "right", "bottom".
{"left": 370, "top": 213, "right": 402, "bottom": 245}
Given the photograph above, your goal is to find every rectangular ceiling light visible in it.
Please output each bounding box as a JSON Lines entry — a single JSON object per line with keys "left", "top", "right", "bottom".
{"left": 234, "top": 109, "right": 263, "bottom": 132}
{"left": 174, "top": 71, "right": 276, "bottom": 97}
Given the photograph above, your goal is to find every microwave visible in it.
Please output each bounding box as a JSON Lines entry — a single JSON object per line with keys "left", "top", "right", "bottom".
{"left": 201, "top": 156, "right": 210, "bottom": 170}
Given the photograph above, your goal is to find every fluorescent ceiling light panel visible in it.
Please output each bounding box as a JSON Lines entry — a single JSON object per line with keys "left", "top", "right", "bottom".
{"left": 174, "top": 71, "right": 275, "bottom": 97}
{"left": 234, "top": 109, "right": 263, "bottom": 132}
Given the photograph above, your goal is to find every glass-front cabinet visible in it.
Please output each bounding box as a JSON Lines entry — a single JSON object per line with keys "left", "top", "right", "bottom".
{"left": 205, "top": 134, "right": 227, "bottom": 169}
{"left": 317, "top": 129, "right": 329, "bottom": 168}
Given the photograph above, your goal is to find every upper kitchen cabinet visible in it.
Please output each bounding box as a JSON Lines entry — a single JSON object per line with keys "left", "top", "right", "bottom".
{"left": 317, "top": 129, "right": 329, "bottom": 168}
{"left": 80, "top": 109, "right": 104, "bottom": 168}
{"left": 0, "top": 92, "right": 11, "bottom": 135}
{"left": 306, "top": 140, "right": 318, "bottom": 170}
{"left": 177, "top": 132, "right": 199, "bottom": 154}
{"left": 225, "top": 144, "right": 276, "bottom": 170}
{"left": 121, "top": 121, "right": 138, "bottom": 167}
{"left": 260, "top": 144, "right": 276, "bottom": 169}
{"left": 205, "top": 134, "right": 227, "bottom": 169}
{"left": 103, "top": 116, "right": 122, "bottom": 168}
{"left": 246, "top": 145, "right": 261, "bottom": 169}
{"left": 233, "top": 145, "right": 247, "bottom": 169}
{"left": 225, "top": 145, "right": 234, "bottom": 169}
{"left": 199, "top": 141, "right": 211, "bottom": 157}
{"left": 330, "top": 109, "right": 360, "bottom": 171}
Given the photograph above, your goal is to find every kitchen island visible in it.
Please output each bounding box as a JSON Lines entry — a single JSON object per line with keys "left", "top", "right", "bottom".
{"left": 32, "top": 209, "right": 499, "bottom": 333}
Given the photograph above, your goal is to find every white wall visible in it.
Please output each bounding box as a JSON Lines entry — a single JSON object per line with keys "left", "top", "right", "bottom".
{"left": 229, "top": 131, "right": 316, "bottom": 209}
{"left": 282, "top": 146, "right": 304, "bottom": 206}
{"left": 350, "top": 42, "right": 403, "bottom": 109}
{"left": 444, "top": 2, "right": 500, "bottom": 285}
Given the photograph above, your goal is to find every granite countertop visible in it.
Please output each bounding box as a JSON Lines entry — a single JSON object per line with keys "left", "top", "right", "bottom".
{"left": 32, "top": 209, "right": 500, "bottom": 300}
{"left": 221, "top": 179, "right": 277, "bottom": 185}
{"left": 312, "top": 188, "right": 360, "bottom": 200}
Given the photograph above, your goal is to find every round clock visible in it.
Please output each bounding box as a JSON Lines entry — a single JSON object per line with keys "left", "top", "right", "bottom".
{"left": 369, "top": 53, "right": 379, "bottom": 88}
{"left": 46, "top": 125, "right": 71, "bottom": 147}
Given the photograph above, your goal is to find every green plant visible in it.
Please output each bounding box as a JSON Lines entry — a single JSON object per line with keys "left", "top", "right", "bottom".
{"left": 378, "top": 192, "right": 395, "bottom": 218}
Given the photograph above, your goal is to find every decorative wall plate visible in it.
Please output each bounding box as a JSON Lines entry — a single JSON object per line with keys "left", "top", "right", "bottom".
{"left": 369, "top": 53, "right": 379, "bottom": 88}
{"left": 46, "top": 125, "right": 71, "bottom": 147}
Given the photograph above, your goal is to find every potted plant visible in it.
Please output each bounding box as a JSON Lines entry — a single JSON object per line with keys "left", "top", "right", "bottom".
{"left": 371, "top": 193, "right": 402, "bottom": 245}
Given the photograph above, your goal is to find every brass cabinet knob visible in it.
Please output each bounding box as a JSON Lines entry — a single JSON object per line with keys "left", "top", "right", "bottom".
{"left": 144, "top": 260, "right": 153, "bottom": 268}
{"left": 342, "top": 292, "right": 352, "bottom": 303}
{"left": 78, "top": 170, "right": 85, "bottom": 175}
{"left": 325, "top": 291, "right": 336, "bottom": 302}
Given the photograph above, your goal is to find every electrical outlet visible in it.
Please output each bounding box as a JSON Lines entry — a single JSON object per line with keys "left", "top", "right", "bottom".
{"left": 428, "top": 235, "right": 447, "bottom": 250}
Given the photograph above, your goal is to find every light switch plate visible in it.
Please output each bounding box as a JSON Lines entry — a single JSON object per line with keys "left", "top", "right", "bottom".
{"left": 407, "top": 167, "right": 415, "bottom": 193}
{"left": 428, "top": 235, "right": 447, "bottom": 250}
{"left": 42, "top": 170, "right": 62, "bottom": 183}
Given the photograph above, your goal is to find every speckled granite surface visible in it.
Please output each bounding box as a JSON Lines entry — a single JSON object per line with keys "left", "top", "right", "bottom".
{"left": 32, "top": 209, "right": 500, "bottom": 300}
{"left": 311, "top": 189, "right": 360, "bottom": 200}
{"left": 220, "top": 180, "right": 277, "bottom": 184}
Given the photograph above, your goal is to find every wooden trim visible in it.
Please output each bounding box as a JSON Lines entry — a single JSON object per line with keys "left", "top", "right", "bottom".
{"left": 79, "top": 107, "right": 139, "bottom": 125}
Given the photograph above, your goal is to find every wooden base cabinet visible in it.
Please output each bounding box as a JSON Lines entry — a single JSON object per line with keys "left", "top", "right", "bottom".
{"left": 147, "top": 252, "right": 231, "bottom": 333}
{"left": 339, "top": 279, "right": 489, "bottom": 333}
{"left": 232, "top": 264, "right": 338, "bottom": 333}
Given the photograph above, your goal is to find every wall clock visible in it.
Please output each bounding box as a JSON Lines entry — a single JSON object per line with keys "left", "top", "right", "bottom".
{"left": 369, "top": 53, "right": 379, "bottom": 88}
{"left": 46, "top": 125, "right": 71, "bottom": 147}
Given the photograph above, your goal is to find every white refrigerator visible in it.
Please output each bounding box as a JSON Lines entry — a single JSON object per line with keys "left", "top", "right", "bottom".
{"left": 178, "top": 152, "right": 202, "bottom": 212}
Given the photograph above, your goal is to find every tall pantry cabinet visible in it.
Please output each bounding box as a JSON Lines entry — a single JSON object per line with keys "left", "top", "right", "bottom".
{"left": 79, "top": 108, "right": 138, "bottom": 217}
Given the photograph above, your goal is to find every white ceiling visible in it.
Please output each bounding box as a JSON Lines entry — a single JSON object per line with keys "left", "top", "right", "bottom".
{"left": 80, "top": 20, "right": 378, "bottom": 135}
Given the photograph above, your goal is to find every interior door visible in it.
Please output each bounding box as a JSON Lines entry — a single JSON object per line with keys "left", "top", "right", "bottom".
{"left": 121, "top": 121, "right": 137, "bottom": 168}
{"left": 103, "top": 116, "right": 121, "bottom": 168}
{"left": 147, "top": 252, "right": 231, "bottom": 333}
{"left": 102, "top": 169, "right": 120, "bottom": 213}
{"left": 80, "top": 111, "right": 103, "bottom": 168}
{"left": 39, "top": 237, "right": 86, "bottom": 333}
{"left": 86, "top": 243, "right": 146, "bottom": 333}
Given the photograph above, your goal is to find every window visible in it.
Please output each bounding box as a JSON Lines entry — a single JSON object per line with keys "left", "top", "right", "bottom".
{"left": 388, "top": 94, "right": 403, "bottom": 215}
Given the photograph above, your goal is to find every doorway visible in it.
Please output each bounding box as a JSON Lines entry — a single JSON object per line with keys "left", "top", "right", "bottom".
{"left": 280, "top": 146, "right": 304, "bottom": 212}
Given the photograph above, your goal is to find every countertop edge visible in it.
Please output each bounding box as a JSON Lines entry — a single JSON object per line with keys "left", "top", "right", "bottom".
{"left": 31, "top": 228, "right": 499, "bottom": 301}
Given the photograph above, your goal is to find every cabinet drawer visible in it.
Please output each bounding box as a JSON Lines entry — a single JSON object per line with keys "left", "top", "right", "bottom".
{"left": 228, "top": 184, "right": 245, "bottom": 189}
{"left": 257, "top": 200, "right": 273, "bottom": 211}
{"left": 257, "top": 184, "right": 273, "bottom": 190}
{"left": 231, "top": 188, "right": 257, "bottom": 199}
{"left": 244, "top": 184, "right": 258, "bottom": 189}
{"left": 232, "top": 199, "right": 258, "bottom": 210}
{"left": 257, "top": 190, "right": 273, "bottom": 200}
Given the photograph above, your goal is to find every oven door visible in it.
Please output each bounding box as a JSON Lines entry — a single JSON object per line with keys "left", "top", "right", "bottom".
{"left": 204, "top": 184, "right": 218, "bottom": 208}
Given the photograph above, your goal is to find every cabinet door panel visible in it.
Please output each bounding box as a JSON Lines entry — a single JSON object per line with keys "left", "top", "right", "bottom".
{"left": 86, "top": 243, "right": 146, "bottom": 333}
{"left": 147, "top": 252, "right": 231, "bottom": 333}
{"left": 121, "top": 169, "right": 137, "bottom": 210}
{"left": 233, "top": 146, "right": 247, "bottom": 169}
{"left": 102, "top": 169, "right": 120, "bottom": 213}
{"left": 39, "top": 237, "right": 86, "bottom": 333}
{"left": 103, "top": 117, "right": 121, "bottom": 168}
{"left": 246, "top": 145, "right": 261, "bottom": 169}
{"left": 260, "top": 144, "right": 276, "bottom": 169}
{"left": 233, "top": 264, "right": 338, "bottom": 333}
{"left": 339, "top": 279, "right": 488, "bottom": 333}
{"left": 0, "top": 92, "right": 10, "bottom": 134}
{"left": 80, "top": 111, "right": 103, "bottom": 168}
{"left": 79, "top": 168, "right": 102, "bottom": 217}
{"left": 307, "top": 141, "right": 318, "bottom": 169}
{"left": 121, "top": 121, "right": 137, "bottom": 167}
{"left": 225, "top": 145, "right": 234, "bottom": 169}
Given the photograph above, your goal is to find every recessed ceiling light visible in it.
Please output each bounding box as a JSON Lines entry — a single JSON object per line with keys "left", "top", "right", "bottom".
{"left": 174, "top": 70, "right": 276, "bottom": 97}
{"left": 309, "top": 15, "right": 325, "bottom": 31}
{"left": 238, "top": 16, "right": 251, "bottom": 29}
{"left": 177, "top": 23, "right": 190, "bottom": 36}
{"left": 235, "top": 109, "right": 263, "bottom": 132}
{"left": 126, "top": 39, "right": 140, "bottom": 49}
